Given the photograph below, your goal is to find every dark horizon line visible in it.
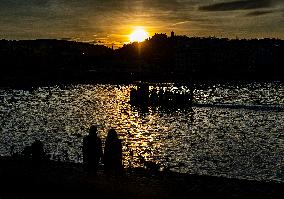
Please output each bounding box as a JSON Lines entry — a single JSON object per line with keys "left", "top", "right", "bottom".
{"left": 1, "top": 34, "right": 283, "bottom": 49}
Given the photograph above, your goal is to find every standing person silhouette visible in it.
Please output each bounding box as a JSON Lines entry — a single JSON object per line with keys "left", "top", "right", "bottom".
{"left": 104, "top": 129, "right": 123, "bottom": 175}
{"left": 31, "top": 140, "right": 46, "bottom": 162}
{"left": 83, "top": 125, "right": 103, "bottom": 173}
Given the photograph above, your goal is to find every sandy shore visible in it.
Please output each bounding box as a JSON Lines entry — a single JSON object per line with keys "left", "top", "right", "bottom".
{"left": 0, "top": 156, "right": 283, "bottom": 199}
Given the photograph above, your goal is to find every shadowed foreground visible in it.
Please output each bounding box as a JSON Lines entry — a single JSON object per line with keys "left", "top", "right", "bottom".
{"left": 0, "top": 156, "right": 283, "bottom": 199}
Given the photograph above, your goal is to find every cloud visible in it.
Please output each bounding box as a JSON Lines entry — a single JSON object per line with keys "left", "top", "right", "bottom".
{"left": 245, "top": 10, "right": 274, "bottom": 16}
{"left": 0, "top": 0, "right": 283, "bottom": 41}
{"left": 0, "top": 0, "right": 50, "bottom": 11}
{"left": 199, "top": 0, "right": 273, "bottom": 11}
{"left": 171, "top": 21, "right": 191, "bottom": 26}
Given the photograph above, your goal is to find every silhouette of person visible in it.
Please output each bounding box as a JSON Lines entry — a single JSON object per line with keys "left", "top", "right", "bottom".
{"left": 83, "top": 125, "right": 103, "bottom": 173}
{"left": 104, "top": 129, "right": 123, "bottom": 175}
{"left": 31, "top": 140, "right": 45, "bottom": 162}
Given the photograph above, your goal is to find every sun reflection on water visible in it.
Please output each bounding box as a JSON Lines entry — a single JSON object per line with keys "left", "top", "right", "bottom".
{"left": 1, "top": 82, "right": 284, "bottom": 182}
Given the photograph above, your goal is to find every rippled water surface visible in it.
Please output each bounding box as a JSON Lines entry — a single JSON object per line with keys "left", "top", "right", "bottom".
{"left": 1, "top": 82, "right": 284, "bottom": 182}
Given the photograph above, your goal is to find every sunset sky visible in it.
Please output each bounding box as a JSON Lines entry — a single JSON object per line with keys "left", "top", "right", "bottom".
{"left": 1, "top": 0, "right": 283, "bottom": 48}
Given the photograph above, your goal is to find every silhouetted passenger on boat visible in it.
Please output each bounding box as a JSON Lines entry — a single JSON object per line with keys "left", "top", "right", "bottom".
{"left": 149, "top": 88, "right": 159, "bottom": 105}
{"left": 137, "top": 83, "right": 149, "bottom": 99}
{"left": 83, "top": 125, "right": 103, "bottom": 173}
{"left": 130, "top": 88, "right": 138, "bottom": 104}
{"left": 158, "top": 89, "right": 165, "bottom": 104}
{"left": 130, "top": 84, "right": 152, "bottom": 107}
{"left": 104, "top": 129, "right": 123, "bottom": 175}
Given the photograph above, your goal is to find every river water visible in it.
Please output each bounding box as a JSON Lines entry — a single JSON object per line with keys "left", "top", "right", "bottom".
{"left": 1, "top": 81, "right": 284, "bottom": 182}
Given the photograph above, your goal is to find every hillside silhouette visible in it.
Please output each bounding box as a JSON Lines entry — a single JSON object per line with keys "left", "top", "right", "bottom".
{"left": 0, "top": 34, "right": 283, "bottom": 86}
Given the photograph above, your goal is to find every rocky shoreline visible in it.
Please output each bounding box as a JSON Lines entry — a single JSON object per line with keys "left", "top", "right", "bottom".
{"left": 0, "top": 156, "right": 283, "bottom": 199}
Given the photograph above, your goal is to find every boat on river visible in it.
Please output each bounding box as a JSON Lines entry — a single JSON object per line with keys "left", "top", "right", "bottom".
{"left": 129, "top": 82, "right": 194, "bottom": 108}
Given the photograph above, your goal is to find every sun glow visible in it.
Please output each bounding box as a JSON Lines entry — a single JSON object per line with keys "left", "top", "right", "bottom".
{"left": 129, "top": 27, "right": 149, "bottom": 42}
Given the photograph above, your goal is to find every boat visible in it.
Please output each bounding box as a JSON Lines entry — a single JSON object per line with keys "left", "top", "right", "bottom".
{"left": 129, "top": 82, "right": 194, "bottom": 108}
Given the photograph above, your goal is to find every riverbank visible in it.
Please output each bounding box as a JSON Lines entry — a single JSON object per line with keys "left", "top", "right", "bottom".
{"left": 0, "top": 156, "right": 283, "bottom": 199}
{"left": 1, "top": 70, "right": 284, "bottom": 89}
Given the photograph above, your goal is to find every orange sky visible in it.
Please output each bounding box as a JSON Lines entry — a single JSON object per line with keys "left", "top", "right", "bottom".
{"left": 0, "top": 0, "right": 283, "bottom": 48}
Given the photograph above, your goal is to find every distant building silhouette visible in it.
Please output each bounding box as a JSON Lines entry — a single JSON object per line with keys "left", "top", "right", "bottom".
{"left": 152, "top": 33, "right": 168, "bottom": 41}
{"left": 171, "top": 31, "right": 175, "bottom": 38}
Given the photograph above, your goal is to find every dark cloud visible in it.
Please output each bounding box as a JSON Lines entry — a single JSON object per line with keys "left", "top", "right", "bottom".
{"left": 245, "top": 10, "right": 274, "bottom": 16}
{"left": 0, "top": 0, "right": 50, "bottom": 9}
{"left": 199, "top": 0, "right": 273, "bottom": 11}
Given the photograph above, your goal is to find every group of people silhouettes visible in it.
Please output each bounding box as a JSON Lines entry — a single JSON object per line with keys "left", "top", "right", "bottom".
{"left": 83, "top": 125, "right": 122, "bottom": 175}
{"left": 19, "top": 125, "right": 122, "bottom": 175}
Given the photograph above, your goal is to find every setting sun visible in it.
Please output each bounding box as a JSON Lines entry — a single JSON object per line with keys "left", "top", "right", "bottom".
{"left": 129, "top": 27, "right": 149, "bottom": 42}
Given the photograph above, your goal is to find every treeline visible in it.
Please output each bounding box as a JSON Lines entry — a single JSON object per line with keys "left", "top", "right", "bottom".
{"left": 0, "top": 39, "right": 114, "bottom": 85}
{"left": 0, "top": 35, "right": 283, "bottom": 85}
{"left": 117, "top": 34, "right": 283, "bottom": 81}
